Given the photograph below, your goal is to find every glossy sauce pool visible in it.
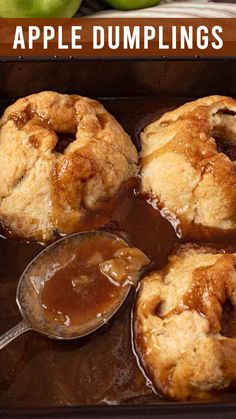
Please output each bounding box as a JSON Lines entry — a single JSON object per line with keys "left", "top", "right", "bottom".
{"left": 0, "top": 97, "right": 236, "bottom": 407}
{"left": 40, "top": 236, "right": 129, "bottom": 328}
{"left": 39, "top": 234, "right": 148, "bottom": 333}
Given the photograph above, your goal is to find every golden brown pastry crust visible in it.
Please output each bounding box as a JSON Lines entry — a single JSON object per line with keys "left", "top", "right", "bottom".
{"left": 140, "top": 96, "right": 236, "bottom": 238}
{"left": 0, "top": 92, "right": 137, "bottom": 241}
{"left": 134, "top": 246, "right": 236, "bottom": 400}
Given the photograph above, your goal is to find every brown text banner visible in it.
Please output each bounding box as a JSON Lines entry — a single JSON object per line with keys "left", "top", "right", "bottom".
{"left": 0, "top": 18, "right": 235, "bottom": 57}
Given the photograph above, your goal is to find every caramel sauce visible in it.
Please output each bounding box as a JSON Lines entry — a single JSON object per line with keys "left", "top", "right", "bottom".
{"left": 40, "top": 236, "right": 133, "bottom": 329}
{"left": 1, "top": 97, "right": 235, "bottom": 407}
{"left": 168, "top": 255, "right": 236, "bottom": 334}
{"left": 70, "top": 177, "right": 176, "bottom": 267}
{"left": 0, "top": 177, "right": 175, "bottom": 407}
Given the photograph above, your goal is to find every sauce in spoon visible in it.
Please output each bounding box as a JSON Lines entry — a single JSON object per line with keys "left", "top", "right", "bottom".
{"left": 0, "top": 231, "right": 150, "bottom": 349}
{"left": 40, "top": 234, "right": 149, "bottom": 331}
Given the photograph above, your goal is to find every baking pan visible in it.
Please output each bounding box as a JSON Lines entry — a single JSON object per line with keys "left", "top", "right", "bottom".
{"left": 0, "top": 59, "right": 236, "bottom": 418}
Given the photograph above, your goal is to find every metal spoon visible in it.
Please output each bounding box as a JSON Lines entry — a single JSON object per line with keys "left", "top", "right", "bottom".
{"left": 0, "top": 231, "right": 136, "bottom": 350}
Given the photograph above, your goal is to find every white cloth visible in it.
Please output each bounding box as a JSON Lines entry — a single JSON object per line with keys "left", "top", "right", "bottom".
{"left": 80, "top": 0, "right": 236, "bottom": 18}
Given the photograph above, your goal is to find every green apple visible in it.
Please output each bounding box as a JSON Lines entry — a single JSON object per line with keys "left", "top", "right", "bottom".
{"left": 105, "top": 0, "right": 161, "bottom": 10}
{"left": 0, "top": 0, "right": 83, "bottom": 18}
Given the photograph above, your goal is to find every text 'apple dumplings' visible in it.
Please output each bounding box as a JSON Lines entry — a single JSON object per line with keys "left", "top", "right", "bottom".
{"left": 134, "top": 246, "right": 236, "bottom": 400}
{"left": 140, "top": 96, "right": 236, "bottom": 240}
{"left": 0, "top": 91, "right": 138, "bottom": 242}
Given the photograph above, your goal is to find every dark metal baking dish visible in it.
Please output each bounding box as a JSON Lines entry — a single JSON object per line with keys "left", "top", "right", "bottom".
{"left": 0, "top": 59, "right": 236, "bottom": 418}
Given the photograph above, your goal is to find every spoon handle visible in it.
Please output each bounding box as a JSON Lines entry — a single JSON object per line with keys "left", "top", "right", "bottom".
{"left": 0, "top": 320, "right": 30, "bottom": 350}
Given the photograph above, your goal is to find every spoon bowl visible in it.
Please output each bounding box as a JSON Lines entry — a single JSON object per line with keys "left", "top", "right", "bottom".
{"left": 0, "top": 231, "right": 134, "bottom": 350}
